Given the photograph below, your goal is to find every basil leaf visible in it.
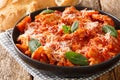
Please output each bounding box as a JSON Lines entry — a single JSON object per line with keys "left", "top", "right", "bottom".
{"left": 65, "top": 51, "right": 88, "bottom": 66}
{"left": 62, "top": 25, "right": 71, "bottom": 34}
{"left": 28, "top": 38, "right": 41, "bottom": 53}
{"left": 102, "top": 25, "right": 118, "bottom": 37}
{"left": 71, "top": 21, "right": 79, "bottom": 32}
{"left": 40, "top": 9, "right": 54, "bottom": 14}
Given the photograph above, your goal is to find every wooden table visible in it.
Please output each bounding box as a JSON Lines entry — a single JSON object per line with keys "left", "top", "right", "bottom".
{"left": 0, "top": 0, "right": 120, "bottom": 80}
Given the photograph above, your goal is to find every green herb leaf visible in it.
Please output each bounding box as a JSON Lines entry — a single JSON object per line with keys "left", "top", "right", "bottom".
{"left": 71, "top": 21, "right": 79, "bottom": 32}
{"left": 62, "top": 25, "right": 71, "bottom": 34}
{"left": 40, "top": 9, "right": 54, "bottom": 14}
{"left": 102, "top": 25, "right": 118, "bottom": 37}
{"left": 65, "top": 51, "right": 88, "bottom": 66}
{"left": 28, "top": 38, "right": 41, "bottom": 53}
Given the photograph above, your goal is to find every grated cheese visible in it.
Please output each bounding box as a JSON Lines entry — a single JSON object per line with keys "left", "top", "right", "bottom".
{"left": 84, "top": 21, "right": 99, "bottom": 30}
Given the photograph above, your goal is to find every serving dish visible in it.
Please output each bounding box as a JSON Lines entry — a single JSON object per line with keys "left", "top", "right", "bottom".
{"left": 11, "top": 6, "right": 120, "bottom": 78}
